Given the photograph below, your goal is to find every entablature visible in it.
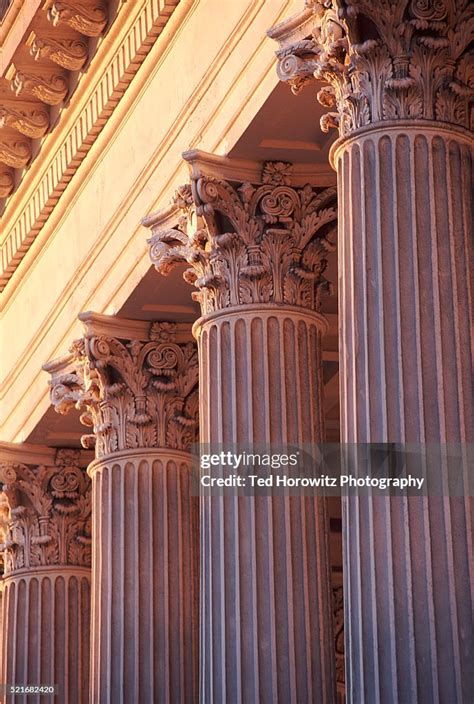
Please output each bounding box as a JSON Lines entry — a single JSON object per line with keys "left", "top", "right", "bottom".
{"left": 0, "top": 0, "right": 180, "bottom": 292}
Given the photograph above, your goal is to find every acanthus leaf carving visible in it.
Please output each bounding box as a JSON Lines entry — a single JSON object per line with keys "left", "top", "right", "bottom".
{"left": 48, "top": 323, "right": 199, "bottom": 458}
{"left": 0, "top": 169, "right": 14, "bottom": 198}
{"left": 0, "top": 105, "right": 50, "bottom": 138}
{"left": 0, "top": 139, "right": 31, "bottom": 169}
{"left": 0, "top": 451, "right": 91, "bottom": 576}
{"left": 270, "top": 0, "right": 474, "bottom": 136}
{"left": 147, "top": 166, "right": 337, "bottom": 316}
{"left": 28, "top": 34, "right": 89, "bottom": 71}
{"left": 9, "top": 67, "right": 68, "bottom": 106}
{"left": 47, "top": 1, "right": 108, "bottom": 37}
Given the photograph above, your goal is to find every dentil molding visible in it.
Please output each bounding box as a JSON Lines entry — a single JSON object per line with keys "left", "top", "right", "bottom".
{"left": 0, "top": 0, "right": 180, "bottom": 292}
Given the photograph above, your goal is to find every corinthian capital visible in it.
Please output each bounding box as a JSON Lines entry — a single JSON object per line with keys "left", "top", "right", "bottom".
{"left": 45, "top": 316, "right": 199, "bottom": 458}
{"left": 0, "top": 446, "right": 91, "bottom": 576}
{"left": 269, "top": 0, "right": 473, "bottom": 136}
{"left": 147, "top": 156, "right": 337, "bottom": 316}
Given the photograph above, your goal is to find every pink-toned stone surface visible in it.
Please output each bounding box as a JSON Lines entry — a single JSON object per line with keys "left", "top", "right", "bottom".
{"left": 46, "top": 317, "right": 200, "bottom": 702}
{"left": 148, "top": 164, "right": 339, "bottom": 703}
{"left": 333, "top": 124, "right": 474, "bottom": 703}
{"left": 88, "top": 449, "right": 198, "bottom": 703}
{"left": 0, "top": 449, "right": 91, "bottom": 703}
{"left": 270, "top": 2, "right": 474, "bottom": 698}
{"left": 196, "top": 306, "right": 335, "bottom": 703}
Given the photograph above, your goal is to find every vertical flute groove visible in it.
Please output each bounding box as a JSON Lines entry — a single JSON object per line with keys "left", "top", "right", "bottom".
{"left": 335, "top": 125, "right": 474, "bottom": 704}
{"left": 199, "top": 307, "right": 334, "bottom": 703}
{"left": 89, "top": 451, "right": 197, "bottom": 704}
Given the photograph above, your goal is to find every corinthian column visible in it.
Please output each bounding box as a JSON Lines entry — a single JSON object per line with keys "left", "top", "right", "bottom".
{"left": 270, "top": 3, "right": 474, "bottom": 702}
{"left": 45, "top": 316, "right": 199, "bottom": 703}
{"left": 0, "top": 444, "right": 91, "bottom": 704}
{"left": 147, "top": 155, "right": 338, "bottom": 703}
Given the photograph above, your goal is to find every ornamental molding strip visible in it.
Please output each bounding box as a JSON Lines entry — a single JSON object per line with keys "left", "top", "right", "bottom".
{"left": 146, "top": 151, "right": 337, "bottom": 316}
{"left": 268, "top": 0, "right": 474, "bottom": 137}
{"left": 44, "top": 314, "right": 199, "bottom": 458}
{"left": 0, "top": 0, "right": 180, "bottom": 292}
{"left": 0, "top": 444, "right": 91, "bottom": 576}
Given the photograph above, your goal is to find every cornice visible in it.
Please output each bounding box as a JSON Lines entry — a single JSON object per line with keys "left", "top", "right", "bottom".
{"left": 0, "top": 0, "right": 303, "bottom": 441}
{"left": 0, "top": 0, "right": 180, "bottom": 292}
{"left": 0, "top": 2, "right": 43, "bottom": 70}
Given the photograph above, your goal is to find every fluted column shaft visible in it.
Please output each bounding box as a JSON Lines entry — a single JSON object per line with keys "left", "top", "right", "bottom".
{"left": 1, "top": 568, "right": 91, "bottom": 703}
{"left": 88, "top": 449, "right": 198, "bottom": 704}
{"left": 196, "top": 305, "right": 335, "bottom": 704}
{"left": 0, "top": 449, "right": 91, "bottom": 704}
{"left": 45, "top": 316, "right": 200, "bottom": 703}
{"left": 334, "top": 123, "right": 474, "bottom": 703}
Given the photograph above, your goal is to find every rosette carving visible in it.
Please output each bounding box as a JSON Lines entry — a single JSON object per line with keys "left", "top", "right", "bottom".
{"left": 49, "top": 323, "right": 199, "bottom": 457}
{"left": 148, "top": 169, "right": 337, "bottom": 315}
{"left": 0, "top": 450, "right": 91, "bottom": 575}
{"left": 271, "top": 0, "right": 473, "bottom": 135}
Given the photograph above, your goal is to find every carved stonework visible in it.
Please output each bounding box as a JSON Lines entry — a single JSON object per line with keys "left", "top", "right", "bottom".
{"left": 271, "top": 0, "right": 473, "bottom": 136}
{"left": 0, "top": 450, "right": 91, "bottom": 576}
{"left": 47, "top": 1, "right": 108, "bottom": 37}
{"left": 28, "top": 34, "right": 89, "bottom": 71}
{"left": 0, "top": 105, "right": 49, "bottom": 139}
{"left": 0, "top": 139, "right": 31, "bottom": 169}
{"left": 9, "top": 67, "right": 68, "bottom": 106}
{"left": 333, "top": 583, "right": 345, "bottom": 696}
{"left": 49, "top": 322, "right": 199, "bottom": 458}
{"left": 0, "top": 494, "right": 9, "bottom": 576}
{"left": 148, "top": 168, "right": 337, "bottom": 315}
{"left": 0, "top": 170, "right": 14, "bottom": 198}
{"left": 261, "top": 160, "right": 293, "bottom": 185}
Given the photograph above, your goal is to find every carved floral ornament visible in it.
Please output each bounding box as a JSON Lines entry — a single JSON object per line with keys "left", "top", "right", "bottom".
{"left": 28, "top": 34, "right": 89, "bottom": 72}
{"left": 0, "top": 170, "right": 14, "bottom": 198}
{"left": 147, "top": 164, "right": 337, "bottom": 316}
{"left": 0, "top": 105, "right": 49, "bottom": 139}
{"left": 270, "top": 0, "right": 473, "bottom": 136}
{"left": 47, "top": 1, "right": 108, "bottom": 37}
{"left": 48, "top": 322, "right": 199, "bottom": 458}
{"left": 0, "top": 449, "right": 91, "bottom": 576}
